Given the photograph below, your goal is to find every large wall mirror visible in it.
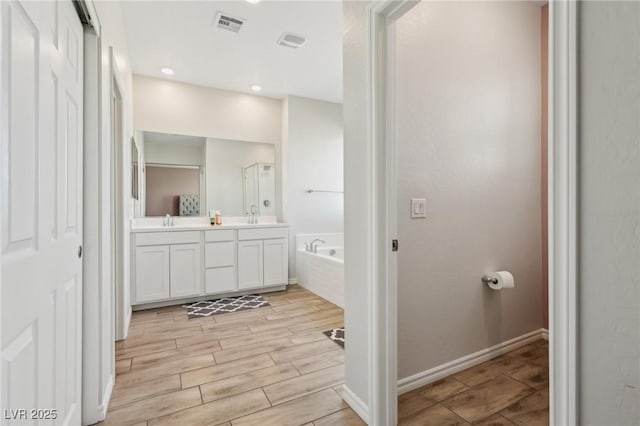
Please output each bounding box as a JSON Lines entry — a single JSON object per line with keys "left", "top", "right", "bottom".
{"left": 136, "top": 130, "right": 276, "bottom": 218}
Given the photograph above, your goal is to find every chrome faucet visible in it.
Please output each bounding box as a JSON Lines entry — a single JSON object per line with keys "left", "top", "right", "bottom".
{"left": 248, "top": 205, "right": 258, "bottom": 224}
{"left": 308, "top": 239, "right": 325, "bottom": 253}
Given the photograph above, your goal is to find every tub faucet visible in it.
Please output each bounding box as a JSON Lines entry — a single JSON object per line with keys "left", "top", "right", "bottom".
{"left": 309, "top": 239, "right": 325, "bottom": 253}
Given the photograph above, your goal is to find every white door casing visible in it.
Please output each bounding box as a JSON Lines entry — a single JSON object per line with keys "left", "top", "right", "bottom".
{"left": 1, "top": 1, "right": 83, "bottom": 424}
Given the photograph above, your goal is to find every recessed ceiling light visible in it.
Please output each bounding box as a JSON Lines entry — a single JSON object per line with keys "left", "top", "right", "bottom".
{"left": 250, "top": 84, "right": 262, "bottom": 92}
{"left": 160, "top": 67, "right": 175, "bottom": 76}
{"left": 246, "top": 0, "right": 262, "bottom": 4}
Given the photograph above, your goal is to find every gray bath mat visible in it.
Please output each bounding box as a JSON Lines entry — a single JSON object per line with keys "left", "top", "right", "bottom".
{"left": 185, "top": 294, "right": 269, "bottom": 318}
{"left": 323, "top": 327, "right": 345, "bottom": 348}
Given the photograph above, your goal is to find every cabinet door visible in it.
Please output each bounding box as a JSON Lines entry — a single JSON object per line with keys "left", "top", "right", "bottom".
{"left": 135, "top": 245, "right": 171, "bottom": 303}
{"left": 170, "top": 243, "right": 202, "bottom": 298}
{"left": 264, "top": 239, "right": 288, "bottom": 286}
{"left": 238, "top": 240, "right": 264, "bottom": 289}
{"left": 205, "top": 267, "right": 237, "bottom": 294}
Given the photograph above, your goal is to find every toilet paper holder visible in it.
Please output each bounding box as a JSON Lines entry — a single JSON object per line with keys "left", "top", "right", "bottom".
{"left": 482, "top": 275, "right": 498, "bottom": 285}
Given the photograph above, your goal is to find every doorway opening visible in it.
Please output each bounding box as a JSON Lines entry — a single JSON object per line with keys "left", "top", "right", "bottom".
{"left": 363, "top": 1, "right": 577, "bottom": 425}
{"left": 393, "top": 5, "right": 550, "bottom": 423}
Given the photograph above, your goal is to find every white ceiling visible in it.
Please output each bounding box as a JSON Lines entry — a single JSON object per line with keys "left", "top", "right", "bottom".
{"left": 121, "top": 1, "right": 343, "bottom": 103}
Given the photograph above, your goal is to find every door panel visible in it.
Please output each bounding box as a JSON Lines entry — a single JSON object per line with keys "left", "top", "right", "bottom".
{"left": 1, "top": 1, "right": 83, "bottom": 424}
{"left": 238, "top": 240, "right": 263, "bottom": 289}
{"left": 170, "top": 243, "right": 202, "bottom": 298}
{"left": 135, "top": 246, "right": 170, "bottom": 303}
{"left": 264, "top": 239, "right": 287, "bottom": 286}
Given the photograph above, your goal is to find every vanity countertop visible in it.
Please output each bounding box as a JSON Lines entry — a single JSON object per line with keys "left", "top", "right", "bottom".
{"left": 130, "top": 222, "right": 288, "bottom": 233}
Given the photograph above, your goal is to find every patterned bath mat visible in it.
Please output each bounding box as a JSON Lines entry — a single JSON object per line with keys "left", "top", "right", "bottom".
{"left": 323, "top": 327, "right": 345, "bottom": 348}
{"left": 185, "top": 294, "right": 269, "bottom": 318}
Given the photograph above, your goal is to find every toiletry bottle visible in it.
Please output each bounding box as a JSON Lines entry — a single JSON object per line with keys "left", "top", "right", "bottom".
{"left": 209, "top": 210, "right": 215, "bottom": 226}
{"left": 215, "top": 211, "right": 222, "bottom": 226}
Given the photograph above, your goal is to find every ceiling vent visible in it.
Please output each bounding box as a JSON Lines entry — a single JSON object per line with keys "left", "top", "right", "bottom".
{"left": 214, "top": 12, "right": 246, "bottom": 33}
{"left": 277, "top": 33, "right": 307, "bottom": 49}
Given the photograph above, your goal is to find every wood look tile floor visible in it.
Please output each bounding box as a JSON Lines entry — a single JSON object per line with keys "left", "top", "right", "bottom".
{"left": 399, "top": 339, "right": 549, "bottom": 426}
{"left": 102, "top": 286, "right": 359, "bottom": 426}
{"left": 102, "top": 285, "right": 548, "bottom": 426}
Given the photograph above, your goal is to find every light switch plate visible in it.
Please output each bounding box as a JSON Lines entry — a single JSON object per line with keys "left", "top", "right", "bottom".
{"left": 411, "top": 198, "right": 426, "bottom": 218}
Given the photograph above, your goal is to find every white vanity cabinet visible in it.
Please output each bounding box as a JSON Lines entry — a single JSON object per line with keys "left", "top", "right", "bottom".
{"left": 131, "top": 224, "right": 288, "bottom": 308}
{"left": 132, "top": 231, "right": 202, "bottom": 304}
{"left": 238, "top": 228, "right": 288, "bottom": 290}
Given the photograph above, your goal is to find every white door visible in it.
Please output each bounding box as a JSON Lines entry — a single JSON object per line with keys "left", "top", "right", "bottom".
{"left": 1, "top": 1, "right": 83, "bottom": 424}
{"left": 135, "top": 246, "right": 170, "bottom": 303}
{"left": 170, "top": 243, "right": 202, "bottom": 298}
{"left": 238, "top": 240, "right": 263, "bottom": 289}
{"left": 264, "top": 239, "right": 287, "bottom": 286}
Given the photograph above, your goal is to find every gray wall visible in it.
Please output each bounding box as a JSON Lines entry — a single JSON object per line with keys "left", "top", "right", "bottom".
{"left": 579, "top": 2, "right": 640, "bottom": 424}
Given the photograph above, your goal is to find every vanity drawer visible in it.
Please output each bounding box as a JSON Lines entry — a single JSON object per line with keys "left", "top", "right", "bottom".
{"left": 205, "top": 267, "right": 237, "bottom": 294}
{"left": 205, "top": 229, "right": 236, "bottom": 242}
{"left": 205, "top": 241, "right": 235, "bottom": 268}
{"left": 136, "top": 231, "right": 201, "bottom": 246}
{"left": 238, "top": 227, "right": 288, "bottom": 241}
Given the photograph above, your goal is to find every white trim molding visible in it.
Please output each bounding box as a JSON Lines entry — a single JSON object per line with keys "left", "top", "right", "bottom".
{"left": 398, "top": 330, "right": 548, "bottom": 395}
{"left": 548, "top": 1, "right": 578, "bottom": 425}
{"left": 342, "top": 385, "right": 370, "bottom": 424}
{"left": 541, "top": 328, "right": 550, "bottom": 341}
{"left": 365, "top": 1, "right": 419, "bottom": 424}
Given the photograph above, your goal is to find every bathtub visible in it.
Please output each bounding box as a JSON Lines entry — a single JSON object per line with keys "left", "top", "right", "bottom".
{"left": 295, "top": 234, "right": 344, "bottom": 308}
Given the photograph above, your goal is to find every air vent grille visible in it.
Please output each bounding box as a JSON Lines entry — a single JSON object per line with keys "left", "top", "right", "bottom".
{"left": 277, "top": 33, "right": 307, "bottom": 49}
{"left": 214, "top": 12, "right": 245, "bottom": 33}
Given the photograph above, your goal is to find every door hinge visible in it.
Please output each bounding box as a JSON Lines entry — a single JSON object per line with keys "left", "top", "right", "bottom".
{"left": 392, "top": 239, "right": 399, "bottom": 252}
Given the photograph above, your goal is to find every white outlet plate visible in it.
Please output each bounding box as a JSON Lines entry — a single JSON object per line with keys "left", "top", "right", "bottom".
{"left": 411, "top": 198, "right": 426, "bottom": 218}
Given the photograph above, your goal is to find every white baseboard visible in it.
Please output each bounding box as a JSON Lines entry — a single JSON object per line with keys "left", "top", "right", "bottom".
{"left": 97, "top": 374, "right": 114, "bottom": 421}
{"left": 288, "top": 277, "right": 297, "bottom": 285}
{"left": 397, "top": 329, "right": 547, "bottom": 395}
{"left": 341, "top": 385, "right": 369, "bottom": 424}
{"left": 541, "top": 328, "right": 549, "bottom": 341}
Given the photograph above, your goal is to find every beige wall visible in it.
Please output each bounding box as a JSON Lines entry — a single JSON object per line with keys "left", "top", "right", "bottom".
{"left": 579, "top": 2, "right": 640, "bottom": 423}
{"left": 395, "top": 1, "right": 543, "bottom": 380}
{"left": 145, "top": 166, "right": 200, "bottom": 217}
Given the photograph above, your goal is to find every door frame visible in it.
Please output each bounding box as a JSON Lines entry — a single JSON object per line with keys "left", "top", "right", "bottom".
{"left": 366, "top": 1, "right": 577, "bottom": 425}
{"left": 110, "top": 47, "right": 128, "bottom": 341}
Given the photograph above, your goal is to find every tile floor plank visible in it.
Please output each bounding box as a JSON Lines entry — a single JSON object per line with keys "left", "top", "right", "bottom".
{"left": 200, "top": 363, "right": 300, "bottom": 403}
{"left": 441, "top": 376, "right": 534, "bottom": 423}
{"left": 231, "top": 388, "right": 346, "bottom": 426}
{"left": 148, "top": 388, "right": 271, "bottom": 426}
{"left": 181, "top": 354, "right": 275, "bottom": 389}
{"left": 262, "top": 364, "right": 344, "bottom": 405}
{"left": 313, "top": 408, "right": 366, "bottom": 426}
{"left": 103, "top": 387, "right": 202, "bottom": 426}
